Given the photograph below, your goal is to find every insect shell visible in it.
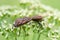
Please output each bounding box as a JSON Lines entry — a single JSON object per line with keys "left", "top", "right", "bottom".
{"left": 13, "top": 17, "right": 32, "bottom": 27}
{"left": 32, "top": 15, "right": 43, "bottom": 22}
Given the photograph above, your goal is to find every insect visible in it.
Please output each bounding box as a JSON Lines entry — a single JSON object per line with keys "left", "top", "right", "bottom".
{"left": 32, "top": 15, "right": 43, "bottom": 22}
{"left": 13, "top": 17, "right": 32, "bottom": 27}
{"left": 13, "top": 15, "right": 43, "bottom": 27}
{"left": 32, "top": 15, "right": 43, "bottom": 29}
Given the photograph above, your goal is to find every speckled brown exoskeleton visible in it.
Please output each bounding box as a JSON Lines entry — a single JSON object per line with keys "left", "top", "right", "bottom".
{"left": 13, "top": 17, "right": 32, "bottom": 27}
{"left": 32, "top": 15, "right": 43, "bottom": 22}
{"left": 13, "top": 15, "right": 43, "bottom": 27}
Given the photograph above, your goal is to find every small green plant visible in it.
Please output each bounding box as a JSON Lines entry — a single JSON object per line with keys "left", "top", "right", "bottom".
{"left": 0, "top": 1, "right": 60, "bottom": 40}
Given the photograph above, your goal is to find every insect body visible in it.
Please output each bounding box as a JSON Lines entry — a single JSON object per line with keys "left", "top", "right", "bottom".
{"left": 32, "top": 15, "right": 43, "bottom": 22}
{"left": 13, "top": 15, "right": 43, "bottom": 27}
{"left": 13, "top": 17, "right": 32, "bottom": 27}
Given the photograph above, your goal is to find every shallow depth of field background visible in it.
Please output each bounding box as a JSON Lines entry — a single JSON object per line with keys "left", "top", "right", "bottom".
{"left": 0, "top": 0, "right": 60, "bottom": 10}
{"left": 0, "top": 0, "right": 60, "bottom": 40}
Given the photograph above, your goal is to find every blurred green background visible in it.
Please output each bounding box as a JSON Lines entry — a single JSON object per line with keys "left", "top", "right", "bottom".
{"left": 0, "top": 0, "right": 60, "bottom": 10}
{"left": 0, "top": 0, "right": 60, "bottom": 40}
{"left": 0, "top": 0, "right": 19, "bottom": 6}
{"left": 41, "top": 0, "right": 60, "bottom": 10}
